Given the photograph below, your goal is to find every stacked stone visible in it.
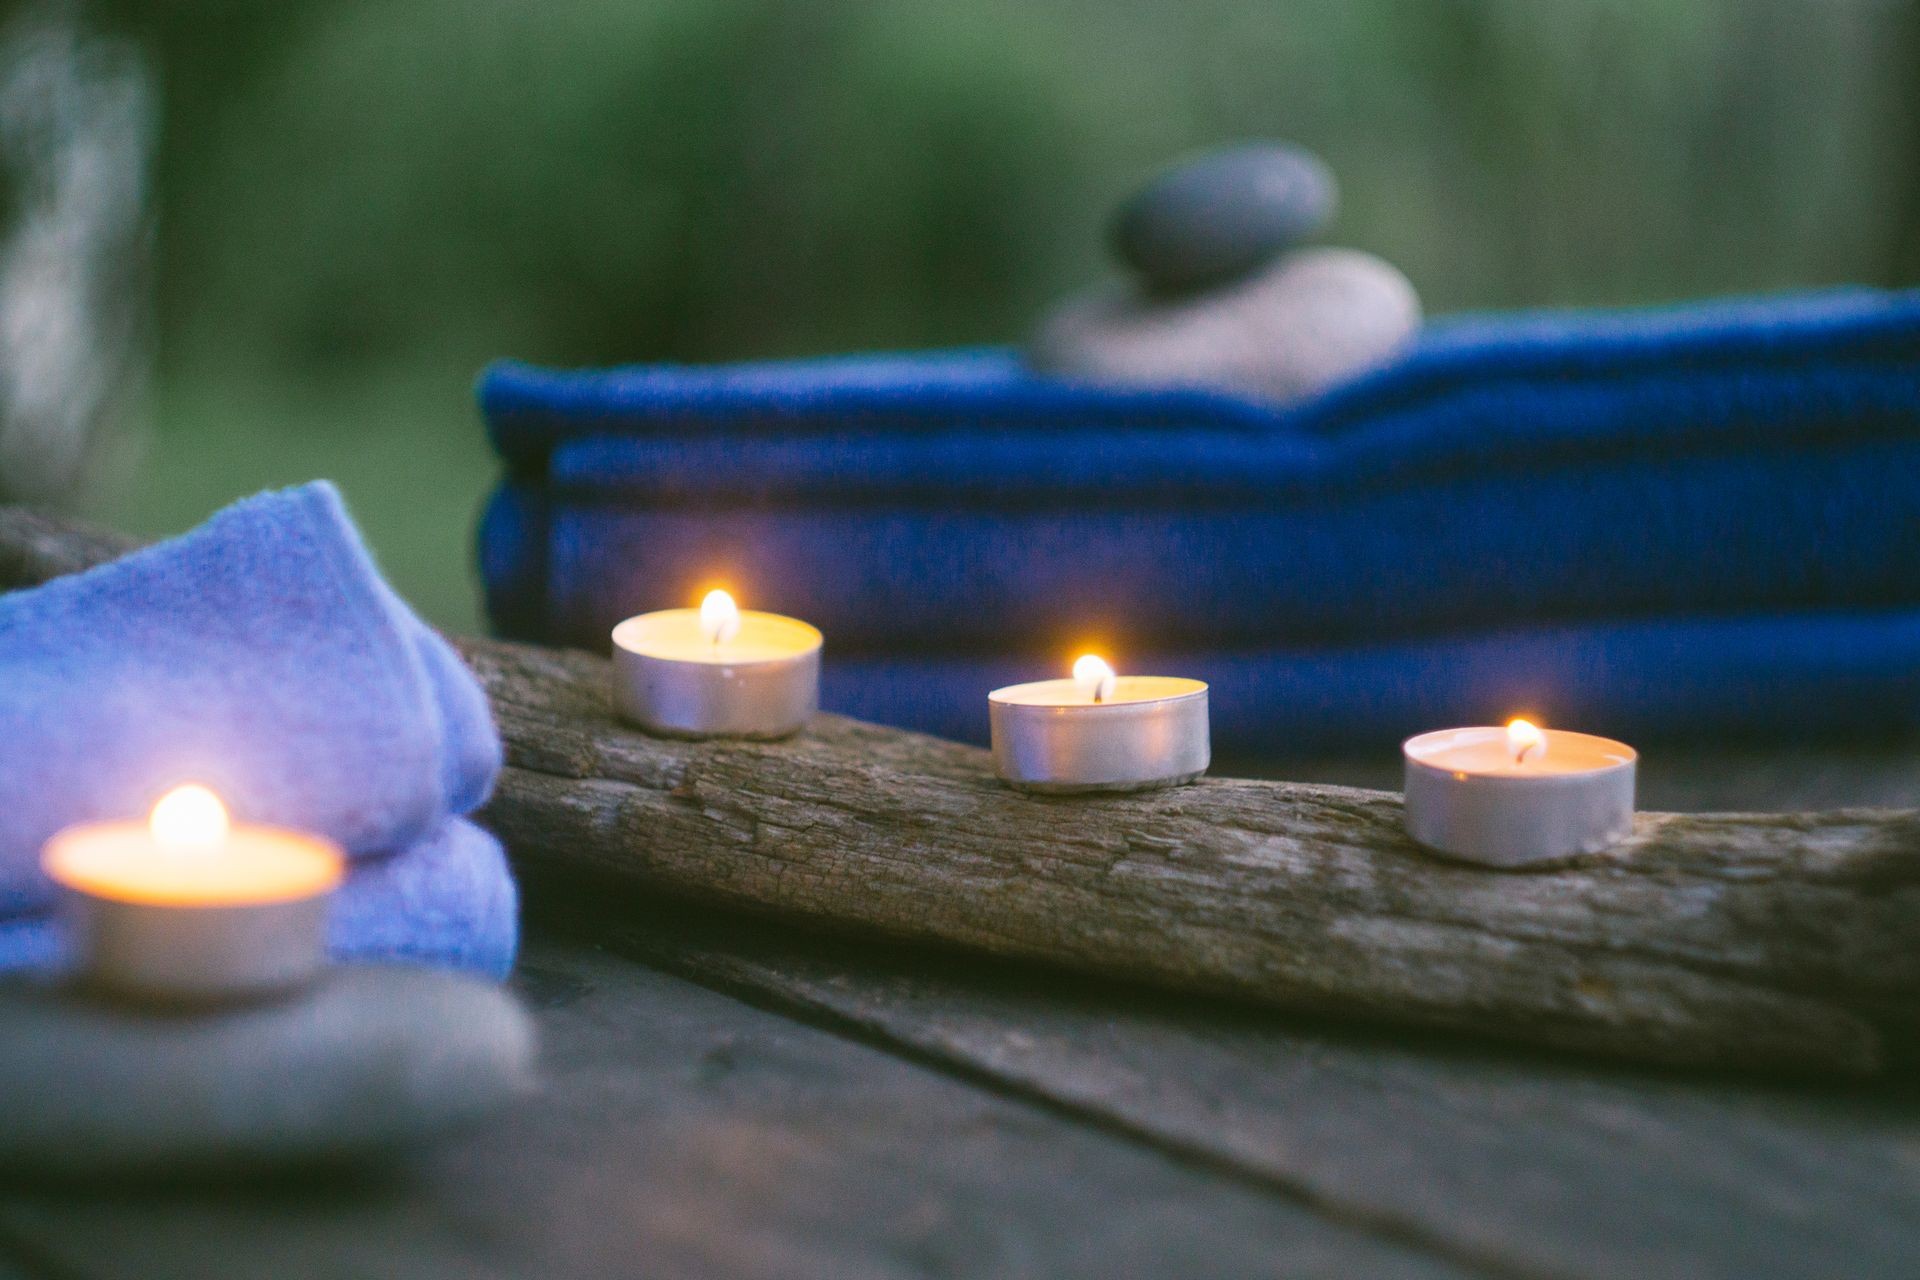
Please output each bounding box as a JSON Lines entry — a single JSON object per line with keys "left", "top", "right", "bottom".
{"left": 1030, "top": 142, "right": 1420, "bottom": 403}
{"left": 0, "top": 969, "right": 535, "bottom": 1176}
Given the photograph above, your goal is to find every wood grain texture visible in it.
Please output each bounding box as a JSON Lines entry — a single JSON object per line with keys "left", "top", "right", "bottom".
{"left": 5, "top": 504, "right": 1918, "bottom": 1077}
{"left": 466, "top": 638, "right": 1920, "bottom": 1078}
{"left": 0, "top": 939, "right": 1480, "bottom": 1280}
{"left": 549, "top": 883, "right": 1920, "bottom": 1280}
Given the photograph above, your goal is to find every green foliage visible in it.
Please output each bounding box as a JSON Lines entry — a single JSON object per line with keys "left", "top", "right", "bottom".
{"left": 128, "top": 0, "right": 1917, "bottom": 379}
{"left": 72, "top": 0, "right": 1920, "bottom": 624}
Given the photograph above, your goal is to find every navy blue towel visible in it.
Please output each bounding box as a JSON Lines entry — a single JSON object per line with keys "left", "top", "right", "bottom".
{"left": 0, "top": 483, "right": 516, "bottom": 977}
{"left": 477, "top": 287, "right": 1920, "bottom": 752}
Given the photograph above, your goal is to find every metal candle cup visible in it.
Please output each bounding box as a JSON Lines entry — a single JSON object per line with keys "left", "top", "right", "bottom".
{"left": 1402, "top": 724, "right": 1637, "bottom": 867}
{"left": 989, "top": 662, "right": 1210, "bottom": 793}
{"left": 611, "top": 592, "right": 822, "bottom": 740}
{"left": 40, "top": 787, "right": 345, "bottom": 1003}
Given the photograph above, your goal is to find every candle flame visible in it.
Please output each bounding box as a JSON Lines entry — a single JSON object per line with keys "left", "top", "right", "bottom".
{"left": 1073, "top": 654, "right": 1118, "bottom": 703}
{"left": 1506, "top": 718, "right": 1546, "bottom": 766}
{"left": 700, "top": 589, "right": 742, "bottom": 648}
{"left": 150, "top": 785, "right": 230, "bottom": 853}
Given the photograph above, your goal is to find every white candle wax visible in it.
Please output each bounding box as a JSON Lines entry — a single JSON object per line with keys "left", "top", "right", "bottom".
{"left": 611, "top": 590, "right": 822, "bottom": 739}
{"left": 41, "top": 785, "right": 345, "bottom": 1002}
{"left": 1402, "top": 723, "right": 1637, "bottom": 866}
{"left": 989, "top": 657, "right": 1209, "bottom": 793}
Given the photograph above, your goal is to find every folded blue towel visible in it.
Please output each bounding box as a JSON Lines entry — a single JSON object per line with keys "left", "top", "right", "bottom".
{"left": 324, "top": 818, "right": 517, "bottom": 977}
{"left": 483, "top": 422, "right": 1920, "bottom": 654}
{"left": 0, "top": 482, "right": 516, "bottom": 973}
{"left": 816, "top": 609, "right": 1920, "bottom": 751}
{"left": 476, "top": 287, "right": 1920, "bottom": 750}
{"left": 479, "top": 288, "right": 1920, "bottom": 652}
{"left": 483, "top": 288, "right": 1920, "bottom": 467}
{"left": 0, "top": 818, "right": 518, "bottom": 979}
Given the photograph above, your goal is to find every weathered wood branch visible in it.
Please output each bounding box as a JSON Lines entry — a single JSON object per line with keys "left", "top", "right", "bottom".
{"left": 464, "top": 639, "right": 1920, "bottom": 1077}
{"left": 5, "top": 505, "right": 1918, "bottom": 1076}
{"left": 0, "top": 505, "right": 139, "bottom": 591}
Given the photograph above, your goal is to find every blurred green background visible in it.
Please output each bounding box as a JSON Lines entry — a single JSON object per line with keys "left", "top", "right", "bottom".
{"left": 6, "top": 0, "right": 1919, "bottom": 628}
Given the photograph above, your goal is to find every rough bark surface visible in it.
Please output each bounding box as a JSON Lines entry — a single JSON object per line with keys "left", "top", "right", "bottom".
{"left": 4, "top": 505, "right": 1917, "bottom": 1077}
{"left": 465, "top": 639, "right": 1920, "bottom": 1078}
{"left": 0, "top": 505, "right": 136, "bottom": 590}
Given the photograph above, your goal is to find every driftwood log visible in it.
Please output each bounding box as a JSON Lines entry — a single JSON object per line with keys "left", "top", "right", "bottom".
{"left": 4, "top": 507, "right": 1918, "bottom": 1077}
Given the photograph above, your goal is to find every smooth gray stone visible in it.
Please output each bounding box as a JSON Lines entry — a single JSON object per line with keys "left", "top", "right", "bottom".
{"left": 0, "top": 965, "right": 536, "bottom": 1177}
{"left": 1111, "top": 142, "right": 1337, "bottom": 291}
{"left": 1030, "top": 247, "right": 1420, "bottom": 404}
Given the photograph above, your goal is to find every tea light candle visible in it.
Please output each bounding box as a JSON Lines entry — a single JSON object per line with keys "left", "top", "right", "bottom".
{"left": 989, "top": 655, "right": 1209, "bottom": 793}
{"left": 1402, "top": 719, "right": 1637, "bottom": 867}
{"left": 611, "top": 589, "right": 822, "bottom": 739}
{"left": 41, "top": 785, "right": 345, "bottom": 1002}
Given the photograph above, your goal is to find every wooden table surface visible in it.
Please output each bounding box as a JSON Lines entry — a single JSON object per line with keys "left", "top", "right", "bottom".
{"left": 2, "top": 747, "right": 1917, "bottom": 1280}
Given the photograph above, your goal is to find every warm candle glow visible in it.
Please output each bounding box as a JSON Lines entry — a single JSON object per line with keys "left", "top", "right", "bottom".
{"left": 1073, "top": 654, "right": 1118, "bottom": 703}
{"left": 1403, "top": 725, "right": 1637, "bottom": 864}
{"left": 45, "top": 784, "right": 345, "bottom": 999}
{"left": 700, "top": 589, "right": 742, "bottom": 648}
{"left": 1506, "top": 718, "right": 1546, "bottom": 766}
{"left": 611, "top": 594, "right": 823, "bottom": 737}
{"left": 44, "top": 787, "right": 342, "bottom": 908}
{"left": 149, "top": 785, "right": 230, "bottom": 853}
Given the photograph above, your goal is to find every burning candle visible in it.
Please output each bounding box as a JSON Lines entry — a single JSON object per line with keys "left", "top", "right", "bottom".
{"left": 611, "top": 589, "right": 822, "bottom": 739}
{"left": 1402, "top": 719, "right": 1637, "bottom": 866}
{"left": 41, "top": 785, "right": 345, "bottom": 1002}
{"left": 989, "top": 654, "right": 1209, "bottom": 793}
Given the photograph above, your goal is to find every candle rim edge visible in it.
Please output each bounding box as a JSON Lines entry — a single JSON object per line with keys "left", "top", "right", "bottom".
{"left": 41, "top": 820, "right": 347, "bottom": 907}
{"left": 1402, "top": 725, "right": 1638, "bottom": 776}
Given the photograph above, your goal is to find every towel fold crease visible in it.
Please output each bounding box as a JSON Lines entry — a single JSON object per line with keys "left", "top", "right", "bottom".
{"left": 0, "top": 482, "right": 516, "bottom": 973}
{"left": 475, "top": 286, "right": 1920, "bottom": 752}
